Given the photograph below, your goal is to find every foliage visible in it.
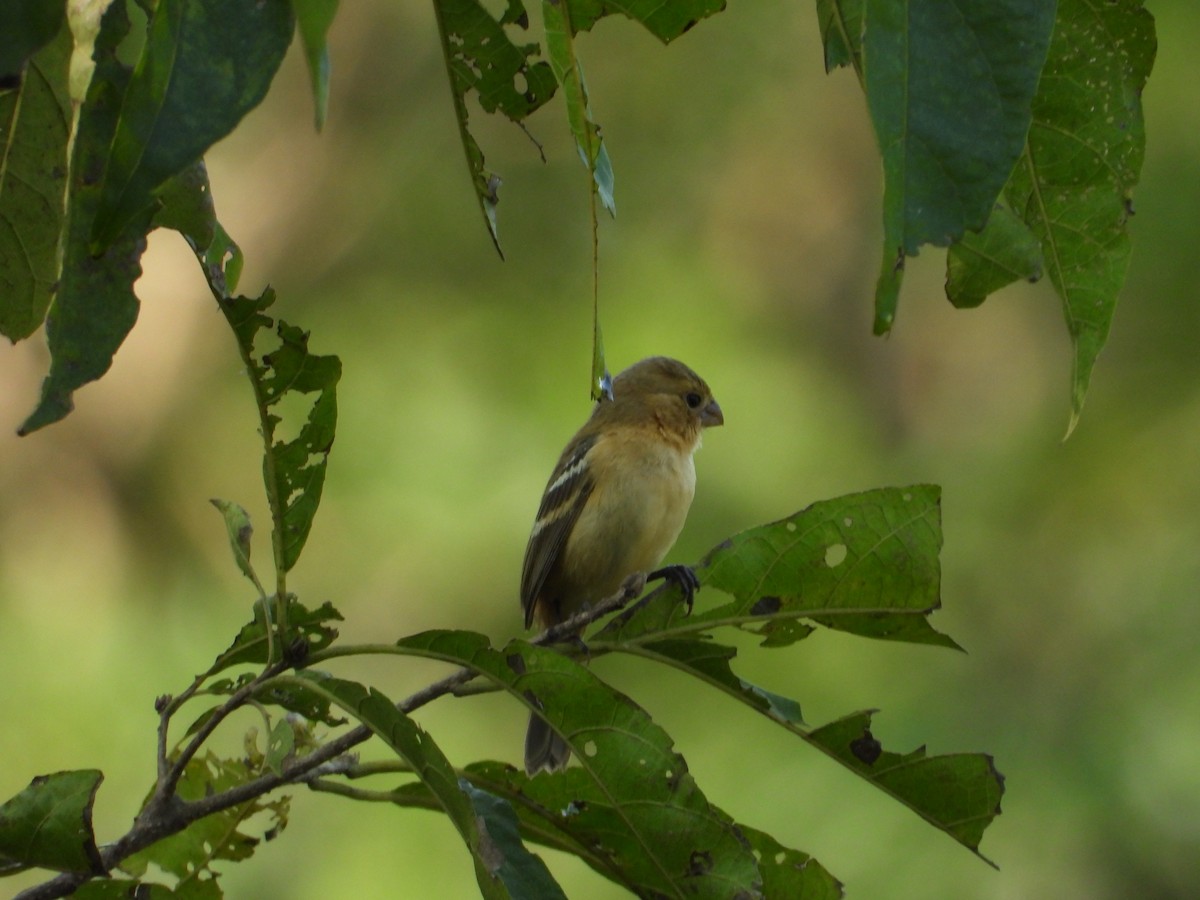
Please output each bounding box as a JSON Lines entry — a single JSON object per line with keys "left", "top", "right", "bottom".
{"left": 0, "top": 0, "right": 1158, "bottom": 897}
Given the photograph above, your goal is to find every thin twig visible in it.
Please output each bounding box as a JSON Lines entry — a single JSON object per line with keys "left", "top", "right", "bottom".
{"left": 15, "top": 579, "right": 651, "bottom": 900}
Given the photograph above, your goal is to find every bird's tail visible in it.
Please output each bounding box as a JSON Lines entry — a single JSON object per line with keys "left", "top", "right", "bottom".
{"left": 524, "top": 712, "right": 571, "bottom": 775}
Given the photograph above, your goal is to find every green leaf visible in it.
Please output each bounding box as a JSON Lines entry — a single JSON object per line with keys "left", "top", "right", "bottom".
{"left": 565, "top": 0, "right": 726, "bottom": 43}
{"left": 91, "top": 0, "right": 294, "bottom": 250}
{"left": 0, "top": 20, "right": 71, "bottom": 341}
{"left": 208, "top": 597, "right": 342, "bottom": 675}
{"left": 596, "top": 486, "right": 958, "bottom": 650}
{"left": 621, "top": 639, "right": 999, "bottom": 858}
{"left": 18, "top": 1, "right": 146, "bottom": 435}
{"left": 0, "top": 0, "right": 65, "bottom": 82}
{"left": 0, "top": 770, "right": 105, "bottom": 875}
{"left": 264, "top": 718, "right": 295, "bottom": 775}
{"left": 808, "top": 712, "right": 1004, "bottom": 865}
{"left": 459, "top": 781, "right": 568, "bottom": 900}
{"left": 74, "top": 880, "right": 177, "bottom": 899}
{"left": 154, "top": 160, "right": 243, "bottom": 298}
{"left": 946, "top": 197, "right": 1044, "bottom": 308}
{"left": 292, "top": 0, "right": 339, "bottom": 131}
{"left": 393, "top": 630, "right": 762, "bottom": 898}
{"left": 740, "top": 825, "right": 843, "bottom": 900}
{"left": 1007, "top": 0, "right": 1155, "bottom": 433}
{"left": 216, "top": 289, "right": 341, "bottom": 572}
{"left": 543, "top": 0, "right": 614, "bottom": 215}
{"left": 121, "top": 752, "right": 288, "bottom": 886}
{"left": 208, "top": 499, "right": 263, "bottom": 592}
{"left": 431, "top": 0, "right": 557, "bottom": 255}
{"left": 815, "top": 0, "right": 863, "bottom": 74}
{"left": 862, "top": 0, "right": 1055, "bottom": 333}
{"left": 278, "top": 671, "right": 558, "bottom": 899}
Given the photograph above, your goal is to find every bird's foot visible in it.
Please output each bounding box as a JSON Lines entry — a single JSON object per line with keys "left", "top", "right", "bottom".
{"left": 647, "top": 564, "right": 700, "bottom": 615}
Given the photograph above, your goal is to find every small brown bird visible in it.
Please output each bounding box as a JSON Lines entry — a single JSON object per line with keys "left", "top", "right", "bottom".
{"left": 520, "top": 356, "right": 724, "bottom": 774}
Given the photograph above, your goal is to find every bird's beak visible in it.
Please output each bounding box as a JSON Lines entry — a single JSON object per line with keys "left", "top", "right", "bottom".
{"left": 701, "top": 399, "right": 724, "bottom": 427}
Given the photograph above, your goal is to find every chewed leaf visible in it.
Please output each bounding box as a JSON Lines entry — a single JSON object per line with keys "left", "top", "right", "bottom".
{"left": 946, "top": 197, "right": 1044, "bottom": 308}
{"left": 432, "top": 0, "right": 557, "bottom": 254}
{"left": 209, "top": 597, "right": 342, "bottom": 674}
{"left": 215, "top": 289, "right": 341, "bottom": 573}
{"left": 596, "top": 486, "right": 955, "bottom": 649}
{"left": 392, "top": 630, "right": 761, "bottom": 897}
{"left": 0, "top": 770, "right": 105, "bottom": 875}
{"left": 566, "top": 0, "right": 725, "bottom": 43}
{"left": 809, "top": 712, "right": 1004, "bottom": 864}
{"left": 209, "top": 498, "right": 263, "bottom": 592}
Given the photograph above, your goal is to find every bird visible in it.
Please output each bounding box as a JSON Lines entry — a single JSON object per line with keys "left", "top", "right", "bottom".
{"left": 519, "top": 356, "right": 724, "bottom": 774}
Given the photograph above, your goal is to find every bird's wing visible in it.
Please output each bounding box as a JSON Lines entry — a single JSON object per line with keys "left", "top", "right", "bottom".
{"left": 520, "top": 434, "right": 597, "bottom": 629}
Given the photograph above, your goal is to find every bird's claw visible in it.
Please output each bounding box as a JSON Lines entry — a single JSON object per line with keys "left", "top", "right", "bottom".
{"left": 647, "top": 564, "right": 700, "bottom": 615}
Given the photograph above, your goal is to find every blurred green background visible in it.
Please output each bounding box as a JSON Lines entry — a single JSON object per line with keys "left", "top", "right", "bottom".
{"left": 3, "top": 2, "right": 1198, "bottom": 897}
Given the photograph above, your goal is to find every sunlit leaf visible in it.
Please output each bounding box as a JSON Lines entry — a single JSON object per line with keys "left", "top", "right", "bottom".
{"left": 0, "top": 770, "right": 104, "bottom": 875}
{"left": 91, "top": 0, "right": 294, "bottom": 249}
{"left": 862, "top": 0, "right": 1055, "bottom": 333}
{"left": 0, "top": 21, "right": 71, "bottom": 341}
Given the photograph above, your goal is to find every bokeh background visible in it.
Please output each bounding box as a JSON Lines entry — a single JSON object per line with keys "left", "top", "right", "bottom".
{"left": 3, "top": 2, "right": 1198, "bottom": 897}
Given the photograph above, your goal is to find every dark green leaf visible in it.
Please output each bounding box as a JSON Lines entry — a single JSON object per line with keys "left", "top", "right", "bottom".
{"left": 18, "top": 1, "right": 145, "bottom": 435}
{"left": 863, "top": 0, "right": 1055, "bottom": 333}
{"left": 292, "top": 0, "right": 339, "bottom": 131}
{"left": 216, "top": 289, "right": 341, "bottom": 572}
{"left": 565, "top": 0, "right": 726, "bottom": 43}
{"left": 808, "top": 712, "right": 1004, "bottom": 864}
{"left": 208, "top": 597, "right": 342, "bottom": 675}
{"left": 0, "top": 21, "right": 71, "bottom": 341}
{"left": 91, "top": 0, "right": 294, "bottom": 249}
{"left": 74, "top": 880, "right": 177, "bottom": 899}
{"left": 596, "top": 486, "right": 957, "bottom": 650}
{"left": 460, "top": 781, "right": 568, "bottom": 900}
{"left": 0, "top": 0, "right": 65, "bottom": 82}
{"left": 946, "top": 197, "right": 1044, "bottom": 308}
{"left": 432, "top": 0, "right": 557, "bottom": 255}
{"left": 394, "top": 630, "right": 762, "bottom": 898}
{"left": 1007, "top": 0, "right": 1155, "bottom": 433}
{"left": 279, "top": 671, "right": 548, "bottom": 899}
{"left": 0, "top": 770, "right": 104, "bottom": 876}
{"left": 121, "top": 752, "right": 288, "bottom": 885}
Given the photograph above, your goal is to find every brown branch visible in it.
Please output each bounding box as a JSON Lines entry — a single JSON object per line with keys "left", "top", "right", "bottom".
{"left": 15, "top": 578, "right": 650, "bottom": 900}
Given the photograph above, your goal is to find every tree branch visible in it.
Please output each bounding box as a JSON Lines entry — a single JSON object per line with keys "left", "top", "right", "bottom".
{"left": 15, "top": 577, "right": 652, "bottom": 900}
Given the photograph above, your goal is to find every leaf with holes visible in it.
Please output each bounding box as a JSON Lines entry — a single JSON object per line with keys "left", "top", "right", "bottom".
{"left": 120, "top": 752, "right": 289, "bottom": 886}
{"left": 595, "top": 486, "right": 957, "bottom": 650}
{"left": 208, "top": 598, "right": 342, "bottom": 675}
{"left": 1002, "top": 0, "right": 1155, "bottom": 433}
{"left": 392, "top": 630, "right": 762, "bottom": 898}
{"left": 216, "top": 288, "right": 341, "bottom": 573}
{"left": 431, "top": 0, "right": 557, "bottom": 254}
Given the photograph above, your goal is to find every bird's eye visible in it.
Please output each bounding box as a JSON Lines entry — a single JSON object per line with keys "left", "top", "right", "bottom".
{"left": 685, "top": 392, "right": 703, "bottom": 409}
